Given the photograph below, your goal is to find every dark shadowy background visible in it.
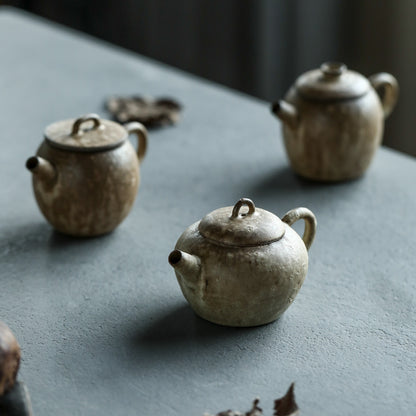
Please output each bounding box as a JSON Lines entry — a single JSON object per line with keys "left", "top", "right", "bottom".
{"left": 2, "top": 0, "right": 415, "bottom": 156}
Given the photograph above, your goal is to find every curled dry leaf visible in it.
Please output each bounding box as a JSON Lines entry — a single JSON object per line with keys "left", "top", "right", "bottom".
{"left": 106, "top": 96, "right": 182, "bottom": 127}
{"left": 204, "top": 398, "right": 263, "bottom": 416}
{"left": 274, "top": 383, "right": 299, "bottom": 416}
{"left": 204, "top": 384, "right": 299, "bottom": 416}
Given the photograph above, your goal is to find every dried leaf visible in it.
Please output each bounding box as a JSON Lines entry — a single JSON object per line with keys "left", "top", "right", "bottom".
{"left": 204, "top": 383, "right": 299, "bottom": 416}
{"left": 204, "top": 398, "right": 263, "bottom": 416}
{"left": 246, "top": 398, "right": 263, "bottom": 416}
{"left": 274, "top": 383, "right": 299, "bottom": 416}
{"left": 106, "top": 96, "right": 182, "bottom": 127}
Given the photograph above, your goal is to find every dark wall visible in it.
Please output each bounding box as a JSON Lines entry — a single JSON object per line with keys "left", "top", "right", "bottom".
{"left": 3, "top": 0, "right": 415, "bottom": 156}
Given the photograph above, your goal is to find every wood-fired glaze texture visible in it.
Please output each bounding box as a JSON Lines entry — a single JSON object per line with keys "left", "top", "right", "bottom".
{"left": 26, "top": 115, "right": 147, "bottom": 236}
{"left": 169, "top": 199, "right": 316, "bottom": 327}
{"left": 272, "top": 63, "right": 398, "bottom": 181}
{"left": 30, "top": 142, "right": 140, "bottom": 236}
{"left": 281, "top": 88, "right": 382, "bottom": 181}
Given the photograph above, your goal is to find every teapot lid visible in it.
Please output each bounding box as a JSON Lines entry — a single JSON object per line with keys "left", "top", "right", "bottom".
{"left": 44, "top": 114, "right": 126, "bottom": 152}
{"left": 198, "top": 198, "right": 285, "bottom": 247}
{"left": 296, "top": 62, "right": 370, "bottom": 101}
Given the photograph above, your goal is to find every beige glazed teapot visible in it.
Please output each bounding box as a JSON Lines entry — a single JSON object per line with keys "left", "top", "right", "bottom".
{"left": 26, "top": 114, "right": 148, "bottom": 236}
{"left": 168, "top": 198, "right": 317, "bottom": 327}
{"left": 271, "top": 62, "right": 399, "bottom": 181}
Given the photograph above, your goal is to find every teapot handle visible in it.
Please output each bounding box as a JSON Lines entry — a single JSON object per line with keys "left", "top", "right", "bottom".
{"left": 282, "top": 207, "right": 317, "bottom": 251}
{"left": 125, "top": 122, "right": 148, "bottom": 163}
{"left": 368, "top": 73, "right": 399, "bottom": 118}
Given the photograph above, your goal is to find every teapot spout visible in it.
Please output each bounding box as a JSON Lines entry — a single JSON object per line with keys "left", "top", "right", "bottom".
{"left": 25, "top": 156, "right": 57, "bottom": 185}
{"left": 168, "top": 250, "right": 201, "bottom": 283}
{"left": 271, "top": 100, "right": 299, "bottom": 129}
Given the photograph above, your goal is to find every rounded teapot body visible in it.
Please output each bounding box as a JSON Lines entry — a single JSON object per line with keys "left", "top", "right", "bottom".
{"left": 283, "top": 87, "right": 383, "bottom": 181}
{"left": 173, "top": 221, "right": 308, "bottom": 327}
{"left": 273, "top": 63, "right": 398, "bottom": 181}
{"left": 32, "top": 140, "right": 140, "bottom": 236}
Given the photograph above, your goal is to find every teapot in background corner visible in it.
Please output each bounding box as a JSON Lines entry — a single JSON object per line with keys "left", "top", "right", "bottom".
{"left": 271, "top": 62, "right": 399, "bottom": 182}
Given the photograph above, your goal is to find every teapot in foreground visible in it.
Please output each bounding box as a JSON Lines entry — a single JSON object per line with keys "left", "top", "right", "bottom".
{"left": 26, "top": 114, "right": 147, "bottom": 236}
{"left": 169, "top": 198, "right": 317, "bottom": 327}
{"left": 271, "top": 62, "right": 398, "bottom": 181}
{"left": 0, "top": 321, "right": 33, "bottom": 416}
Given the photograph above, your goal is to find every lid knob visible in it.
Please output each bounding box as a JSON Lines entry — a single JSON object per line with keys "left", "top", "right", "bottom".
{"left": 71, "top": 113, "right": 101, "bottom": 136}
{"left": 296, "top": 62, "right": 369, "bottom": 100}
{"left": 320, "top": 62, "right": 347, "bottom": 79}
{"left": 44, "top": 114, "right": 128, "bottom": 152}
{"left": 198, "top": 198, "right": 285, "bottom": 247}
{"left": 231, "top": 198, "right": 256, "bottom": 219}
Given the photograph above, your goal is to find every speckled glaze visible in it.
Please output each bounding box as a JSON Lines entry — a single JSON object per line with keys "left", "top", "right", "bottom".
{"left": 272, "top": 62, "right": 399, "bottom": 181}
{"left": 26, "top": 114, "right": 147, "bottom": 237}
{"left": 169, "top": 199, "right": 317, "bottom": 327}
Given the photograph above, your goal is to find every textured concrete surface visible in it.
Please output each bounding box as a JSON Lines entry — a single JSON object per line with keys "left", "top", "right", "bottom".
{"left": 0, "top": 7, "right": 415, "bottom": 416}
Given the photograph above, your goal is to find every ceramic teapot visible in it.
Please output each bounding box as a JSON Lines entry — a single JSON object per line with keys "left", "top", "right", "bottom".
{"left": 271, "top": 62, "right": 399, "bottom": 181}
{"left": 168, "top": 198, "right": 317, "bottom": 327}
{"left": 0, "top": 321, "right": 33, "bottom": 416}
{"left": 26, "top": 114, "right": 148, "bottom": 236}
{"left": 0, "top": 321, "right": 20, "bottom": 397}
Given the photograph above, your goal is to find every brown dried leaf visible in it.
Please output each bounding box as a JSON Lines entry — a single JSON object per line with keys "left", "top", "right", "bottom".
{"left": 246, "top": 398, "right": 263, "bottom": 416}
{"left": 204, "top": 383, "right": 299, "bottom": 416}
{"left": 105, "top": 96, "right": 182, "bottom": 128}
{"left": 274, "top": 383, "right": 299, "bottom": 416}
{"left": 204, "top": 398, "right": 263, "bottom": 416}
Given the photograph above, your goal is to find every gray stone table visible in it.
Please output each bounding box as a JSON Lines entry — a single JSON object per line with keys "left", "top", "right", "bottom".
{"left": 0, "top": 7, "right": 415, "bottom": 416}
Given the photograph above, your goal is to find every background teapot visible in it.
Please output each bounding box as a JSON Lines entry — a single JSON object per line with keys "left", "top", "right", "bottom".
{"left": 168, "top": 198, "right": 317, "bottom": 327}
{"left": 26, "top": 114, "right": 147, "bottom": 237}
{"left": 271, "top": 62, "right": 399, "bottom": 181}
